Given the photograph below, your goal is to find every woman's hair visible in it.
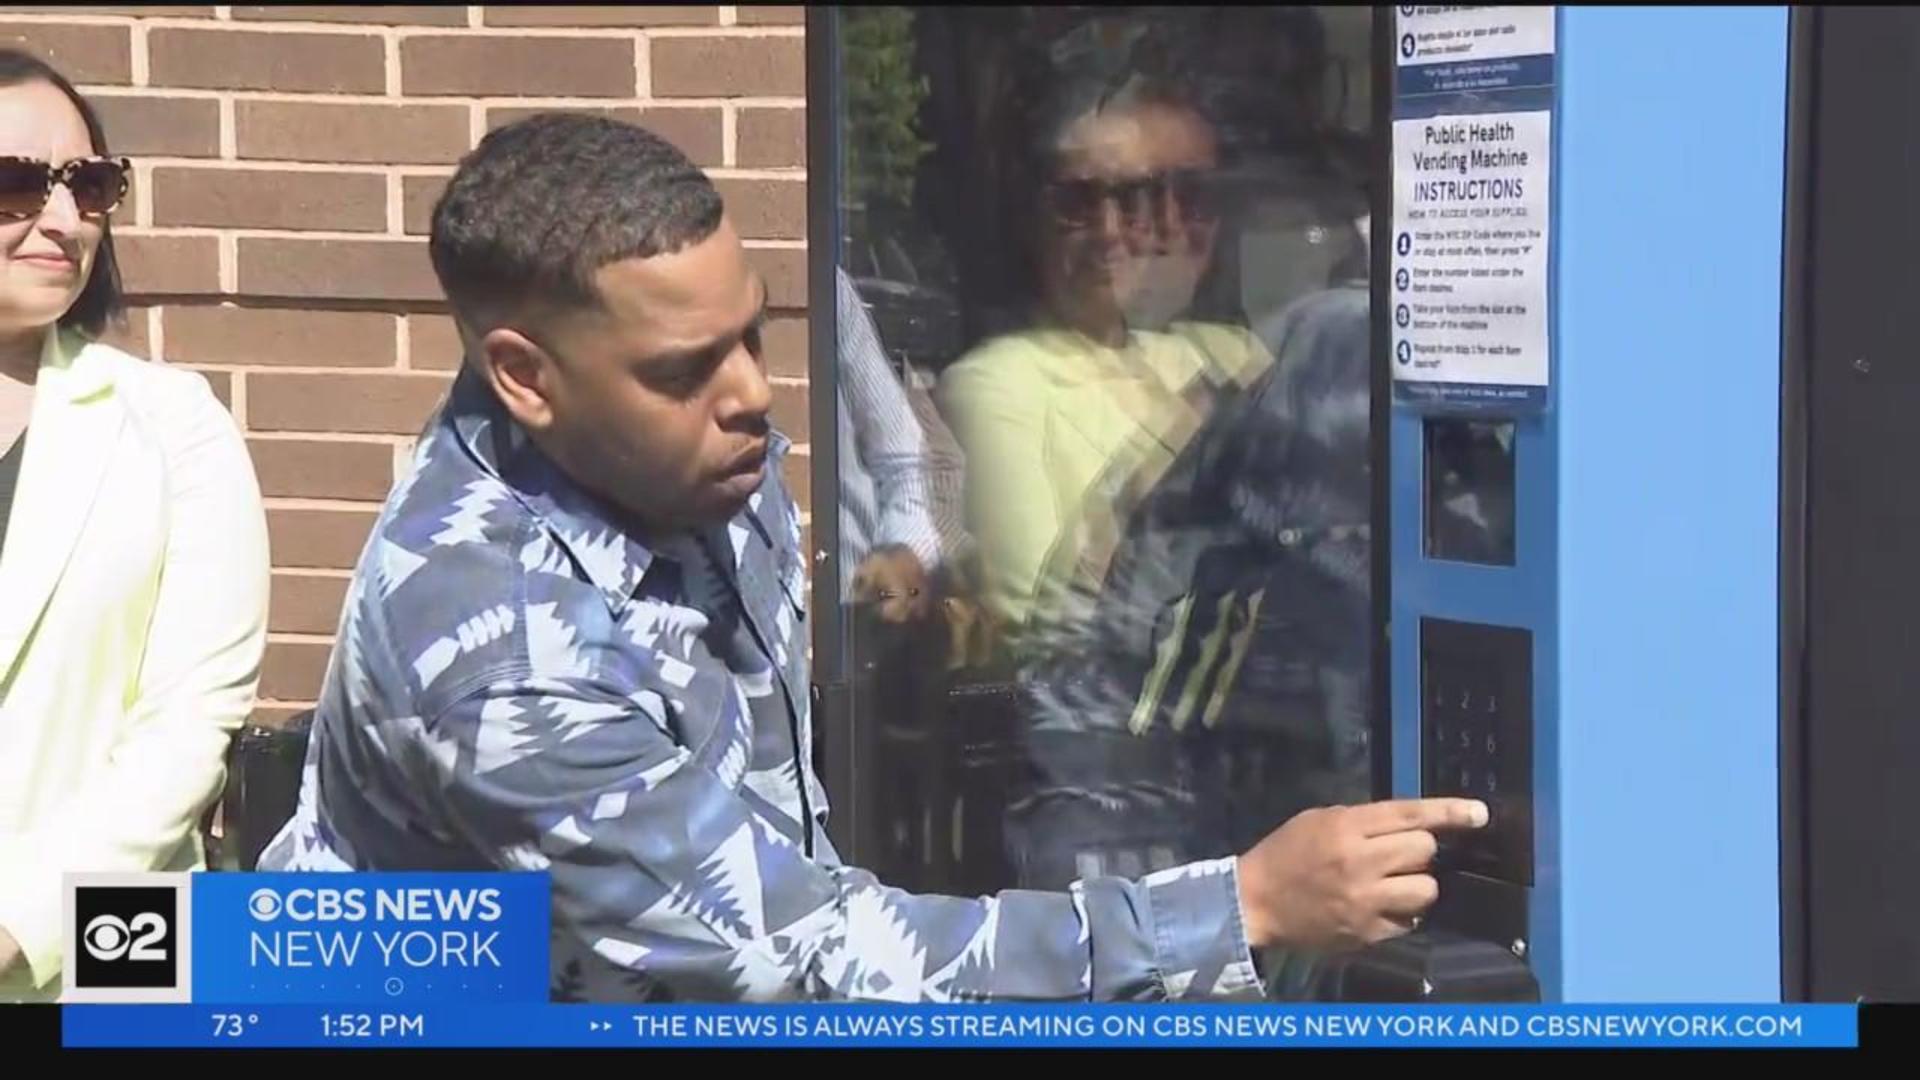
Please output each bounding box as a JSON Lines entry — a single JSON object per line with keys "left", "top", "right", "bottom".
{"left": 0, "top": 47, "right": 126, "bottom": 338}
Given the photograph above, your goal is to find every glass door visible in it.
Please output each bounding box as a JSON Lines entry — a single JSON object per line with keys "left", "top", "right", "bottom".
{"left": 809, "top": 4, "right": 1384, "bottom": 995}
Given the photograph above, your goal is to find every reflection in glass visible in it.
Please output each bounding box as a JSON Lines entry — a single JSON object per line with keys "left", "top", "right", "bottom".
{"left": 1424, "top": 419, "right": 1517, "bottom": 566}
{"left": 830, "top": 6, "right": 1376, "bottom": 996}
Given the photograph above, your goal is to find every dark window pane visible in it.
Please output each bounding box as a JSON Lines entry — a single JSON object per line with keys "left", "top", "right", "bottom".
{"left": 825, "top": 6, "right": 1377, "bottom": 993}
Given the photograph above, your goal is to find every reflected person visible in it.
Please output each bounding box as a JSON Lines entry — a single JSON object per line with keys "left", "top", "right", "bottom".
{"left": 835, "top": 266, "right": 943, "bottom": 625}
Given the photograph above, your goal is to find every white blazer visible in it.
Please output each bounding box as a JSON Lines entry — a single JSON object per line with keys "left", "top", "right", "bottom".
{"left": 0, "top": 330, "right": 269, "bottom": 1001}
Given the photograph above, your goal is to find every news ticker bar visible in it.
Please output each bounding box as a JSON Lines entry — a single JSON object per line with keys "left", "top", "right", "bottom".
{"left": 58, "top": 1004, "right": 1860, "bottom": 1049}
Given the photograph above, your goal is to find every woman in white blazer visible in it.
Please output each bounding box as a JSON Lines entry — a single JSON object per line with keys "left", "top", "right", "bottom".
{"left": 0, "top": 50, "right": 270, "bottom": 1002}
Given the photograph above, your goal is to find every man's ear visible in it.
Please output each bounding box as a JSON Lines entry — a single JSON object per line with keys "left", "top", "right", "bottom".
{"left": 476, "top": 327, "right": 558, "bottom": 433}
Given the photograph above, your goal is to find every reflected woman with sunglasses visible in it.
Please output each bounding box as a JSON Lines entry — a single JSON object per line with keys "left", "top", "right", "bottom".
{"left": 938, "top": 70, "right": 1281, "bottom": 889}
{"left": 0, "top": 49, "right": 268, "bottom": 1001}
{"left": 939, "top": 75, "right": 1272, "bottom": 653}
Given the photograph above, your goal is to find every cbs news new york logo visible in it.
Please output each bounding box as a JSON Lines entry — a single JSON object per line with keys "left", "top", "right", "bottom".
{"left": 62, "top": 873, "right": 192, "bottom": 1003}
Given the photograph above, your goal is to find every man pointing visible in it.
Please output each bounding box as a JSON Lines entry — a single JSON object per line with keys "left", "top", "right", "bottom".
{"left": 260, "top": 114, "right": 1484, "bottom": 1002}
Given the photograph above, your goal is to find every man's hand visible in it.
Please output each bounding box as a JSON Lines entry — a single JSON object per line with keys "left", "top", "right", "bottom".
{"left": 850, "top": 544, "right": 932, "bottom": 624}
{"left": 1235, "top": 798, "right": 1488, "bottom": 953}
{"left": 0, "top": 925, "right": 23, "bottom": 979}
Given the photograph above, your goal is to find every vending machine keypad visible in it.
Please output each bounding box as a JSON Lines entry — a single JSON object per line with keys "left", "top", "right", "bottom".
{"left": 1420, "top": 618, "right": 1533, "bottom": 885}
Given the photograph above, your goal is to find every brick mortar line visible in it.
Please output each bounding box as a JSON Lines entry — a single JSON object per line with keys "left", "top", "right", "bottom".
{"left": 0, "top": 13, "right": 802, "bottom": 38}
{"left": 139, "top": 299, "right": 806, "bottom": 319}
{"left": 132, "top": 296, "right": 458, "bottom": 311}
{"left": 610, "top": 26, "right": 807, "bottom": 39}
{"left": 129, "top": 20, "right": 148, "bottom": 86}
{"left": 243, "top": 431, "right": 411, "bottom": 443}
{"left": 263, "top": 496, "right": 387, "bottom": 511}
{"left": 273, "top": 567, "right": 355, "bottom": 579}
{"left": 123, "top": 226, "right": 808, "bottom": 246}
{"left": 394, "top": 306, "right": 411, "bottom": 368}
{"left": 182, "top": 365, "right": 453, "bottom": 377}
{"left": 132, "top": 232, "right": 804, "bottom": 249}
{"left": 124, "top": 226, "right": 428, "bottom": 240}
{"left": 150, "top": 224, "right": 390, "bottom": 237}
{"left": 133, "top": 162, "right": 153, "bottom": 225}
{"left": 131, "top": 160, "right": 799, "bottom": 181}
{"left": 383, "top": 26, "right": 401, "bottom": 97}
{"left": 217, "top": 233, "right": 237, "bottom": 292}
{"left": 712, "top": 167, "right": 808, "bottom": 180}
{"left": 634, "top": 31, "right": 649, "bottom": 99}
{"left": 146, "top": 296, "right": 799, "bottom": 308}
{"left": 413, "top": 26, "right": 803, "bottom": 39}
{"left": 78, "top": 86, "right": 806, "bottom": 108}
{"left": 218, "top": 95, "right": 236, "bottom": 158}
{"left": 386, "top": 172, "right": 404, "bottom": 236}
{"left": 140, "top": 160, "right": 435, "bottom": 174}
{"left": 140, "top": 299, "right": 806, "bottom": 317}
{"left": 248, "top": 430, "right": 438, "bottom": 440}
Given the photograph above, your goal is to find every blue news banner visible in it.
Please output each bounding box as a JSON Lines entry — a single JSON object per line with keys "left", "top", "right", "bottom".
{"left": 57, "top": 873, "right": 1859, "bottom": 1049}
{"left": 66, "top": 1003, "right": 1860, "bottom": 1050}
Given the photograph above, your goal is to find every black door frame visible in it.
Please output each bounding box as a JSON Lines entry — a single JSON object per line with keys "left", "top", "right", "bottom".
{"left": 1367, "top": 3, "right": 1397, "bottom": 806}
{"left": 1777, "top": 3, "right": 1814, "bottom": 1005}
{"left": 1779, "top": 4, "right": 1920, "bottom": 1004}
{"left": 803, "top": 5, "right": 874, "bottom": 866}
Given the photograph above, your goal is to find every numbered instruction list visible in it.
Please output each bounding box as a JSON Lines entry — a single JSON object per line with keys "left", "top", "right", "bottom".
{"left": 1390, "top": 110, "right": 1550, "bottom": 395}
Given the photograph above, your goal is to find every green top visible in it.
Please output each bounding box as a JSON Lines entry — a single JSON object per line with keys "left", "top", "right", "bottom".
{"left": 0, "top": 429, "right": 24, "bottom": 563}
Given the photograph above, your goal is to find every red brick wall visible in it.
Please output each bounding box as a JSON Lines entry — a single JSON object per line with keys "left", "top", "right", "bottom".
{"left": 1, "top": 5, "right": 810, "bottom": 725}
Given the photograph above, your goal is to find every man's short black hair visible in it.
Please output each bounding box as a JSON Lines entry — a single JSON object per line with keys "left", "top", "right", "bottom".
{"left": 428, "top": 112, "right": 725, "bottom": 330}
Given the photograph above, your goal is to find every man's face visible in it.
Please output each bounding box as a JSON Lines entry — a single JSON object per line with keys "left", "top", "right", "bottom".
{"left": 490, "top": 216, "right": 773, "bottom": 535}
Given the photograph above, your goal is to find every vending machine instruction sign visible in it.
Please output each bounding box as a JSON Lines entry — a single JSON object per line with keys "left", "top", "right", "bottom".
{"left": 1392, "top": 7, "right": 1556, "bottom": 411}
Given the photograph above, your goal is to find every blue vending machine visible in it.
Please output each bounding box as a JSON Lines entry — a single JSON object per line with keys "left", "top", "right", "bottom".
{"left": 1351, "top": 6, "right": 1790, "bottom": 1003}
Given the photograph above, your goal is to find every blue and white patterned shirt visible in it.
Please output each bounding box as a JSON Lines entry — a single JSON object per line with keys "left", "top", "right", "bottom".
{"left": 260, "top": 367, "right": 1263, "bottom": 1004}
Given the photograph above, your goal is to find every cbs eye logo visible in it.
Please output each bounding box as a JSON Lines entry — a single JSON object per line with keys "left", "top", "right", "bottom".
{"left": 66, "top": 878, "right": 190, "bottom": 1000}
{"left": 83, "top": 910, "right": 169, "bottom": 963}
